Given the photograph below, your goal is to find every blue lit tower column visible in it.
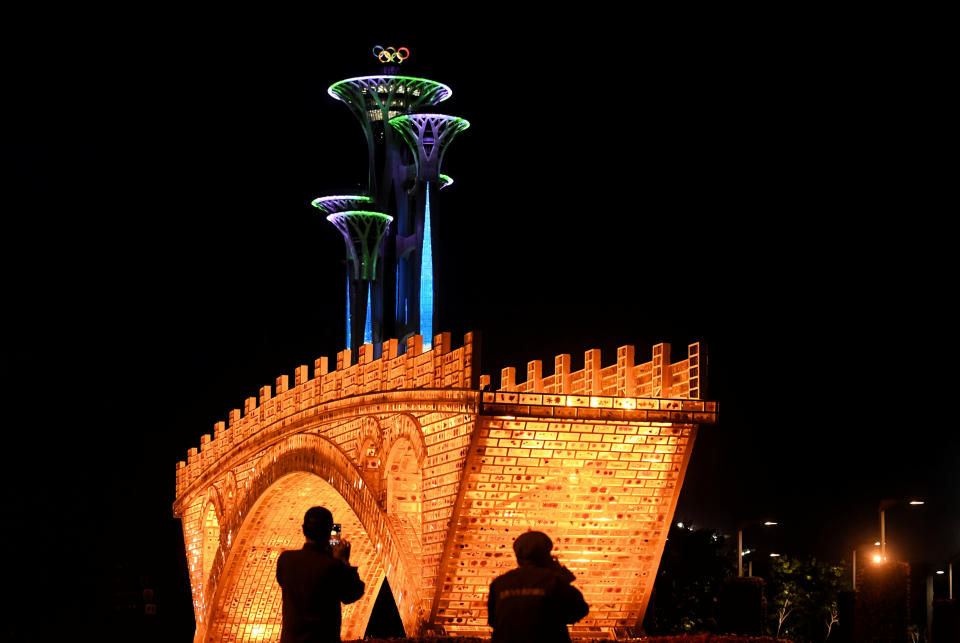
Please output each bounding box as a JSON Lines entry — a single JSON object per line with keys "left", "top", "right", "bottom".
{"left": 325, "top": 207, "right": 392, "bottom": 354}
{"left": 311, "top": 196, "right": 378, "bottom": 351}
{"left": 389, "top": 114, "right": 469, "bottom": 349}
{"left": 324, "top": 66, "right": 453, "bottom": 350}
{"left": 319, "top": 49, "right": 468, "bottom": 352}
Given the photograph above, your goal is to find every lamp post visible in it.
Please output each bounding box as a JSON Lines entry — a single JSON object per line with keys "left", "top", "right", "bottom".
{"left": 737, "top": 520, "right": 778, "bottom": 577}
{"left": 946, "top": 550, "right": 960, "bottom": 600}
{"left": 878, "top": 498, "right": 923, "bottom": 562}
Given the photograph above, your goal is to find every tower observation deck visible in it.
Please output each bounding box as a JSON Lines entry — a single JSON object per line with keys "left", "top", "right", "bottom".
{"left": 319, "top": 48, "right": 467, "bottom": 354}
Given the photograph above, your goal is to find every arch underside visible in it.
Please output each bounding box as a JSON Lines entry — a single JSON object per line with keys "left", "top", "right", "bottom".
{"left": 206, "top": 472, "right": 381, "bottom": 642}
{"left": 176, "top": 396, "right": 481, "bottom": 641}
{"left": 202, "top": 434, "right": 425, "bottom": 642}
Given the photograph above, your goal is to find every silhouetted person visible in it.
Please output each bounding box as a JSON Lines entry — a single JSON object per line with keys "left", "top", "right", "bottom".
{"left": 488, "top": 530, "right": 589, "bottom": 643}
{"left": 276, "top": 506, "right": 365, "bottom": 643}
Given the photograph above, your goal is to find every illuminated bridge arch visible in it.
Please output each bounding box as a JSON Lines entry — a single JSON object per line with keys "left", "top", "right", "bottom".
{"left": 197, "top": 434, "right": 420, "bottom": 641}
{"left": 176, "top": 333, "right": 717, "bottom": 640}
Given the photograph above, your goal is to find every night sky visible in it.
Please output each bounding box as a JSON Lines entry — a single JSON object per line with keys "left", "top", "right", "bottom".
{"left": 3, "top": 21, "right": 956, "bottom": 637}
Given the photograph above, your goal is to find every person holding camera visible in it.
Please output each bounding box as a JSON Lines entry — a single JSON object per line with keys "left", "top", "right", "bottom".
{"left": 276, "top": 506, "right": 365, "bottom": 643}
{"left": 487, "top": 530, "right": 589, "bottom": 643}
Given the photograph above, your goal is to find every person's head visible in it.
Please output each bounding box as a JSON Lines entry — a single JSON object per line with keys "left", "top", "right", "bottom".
{"left": 513, "top": 530, "right": 553, "bottom": 566}
{"left": 302, "top": 506, "right": 334, "bottom": 542}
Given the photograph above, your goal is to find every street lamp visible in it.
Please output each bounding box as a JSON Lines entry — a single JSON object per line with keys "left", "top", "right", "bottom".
{"left": 737, "top": 520, "right": 778, "bottom": 577}
{"left": 878, "top": 499, "right": 923, "bottom": 562}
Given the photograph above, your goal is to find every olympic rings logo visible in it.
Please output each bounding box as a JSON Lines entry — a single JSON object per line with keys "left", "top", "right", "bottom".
{"left": 372, "top": 46, "right": 409, "bottom": 64}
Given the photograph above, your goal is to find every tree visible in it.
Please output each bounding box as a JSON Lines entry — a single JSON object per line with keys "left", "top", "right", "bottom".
{"left": 765, "top": 556, "right": 847, "bottom": 642}
{"left": 646, "top": 522, "right": 735, "bottom": 634}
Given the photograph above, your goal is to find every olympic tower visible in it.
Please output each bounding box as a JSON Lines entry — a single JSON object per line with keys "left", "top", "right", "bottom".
{"left": 316, "top": 47, "right": 469, "bottom": 354}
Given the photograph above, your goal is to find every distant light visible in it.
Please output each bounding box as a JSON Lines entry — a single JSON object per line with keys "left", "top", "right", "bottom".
{"left": 873, "top": 554, "right": 883, "bottom": 563}
{"left": 769, "top": 553, "right": 781, "bottom": 558}
{"left": 742, "top": 549, "right": 752, "bottom": 556}
{"left": 909, "top": 500, "right": 925, "bottom": 505}
{"left": 763, "top": 521, "right": 778, "bottom": 526}
{"left": 936, "top": 570, "right": 946, "bottom": 575}
{"left": 676, "top": 522, "right": 684, "bottom": 529}
{"left": 874, "top": 541, "right": 881, "bottom": 546}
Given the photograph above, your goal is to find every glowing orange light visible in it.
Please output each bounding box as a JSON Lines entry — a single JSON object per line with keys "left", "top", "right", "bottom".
{"left": 174, "top": 334, "right": 716, "bottom": 640}
{"left": 873, "top": 554, "right": 883, "bottom": 563}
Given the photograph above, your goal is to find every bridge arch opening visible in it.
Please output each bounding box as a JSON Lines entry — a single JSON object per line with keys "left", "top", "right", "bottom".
{"left": 205, "top": 471, "right": 385, "bottom": 643}
{"left": 385, "top": 438, "right": 423, "bottom": 557}
{"left": 201, "top": 502, "right": 220, "bottom": 580}
{"left": 359, "top": 436, "right": 383, "bottom": 502}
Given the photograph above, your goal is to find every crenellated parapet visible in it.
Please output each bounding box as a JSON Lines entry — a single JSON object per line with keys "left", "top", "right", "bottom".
{"left": 175, "top": 332, "right": 478, "bottom": 500}
{"left": 497, "top": 342, "right": 704, "bottom": 399}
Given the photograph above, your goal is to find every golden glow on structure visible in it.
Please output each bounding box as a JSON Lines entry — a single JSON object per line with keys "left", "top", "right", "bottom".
{"left": 386, "top": 438, "right": 424, "bottom": 562}
{"left": 205, "top": 472, "right": 383, "bottom": 642}
{"left": 202, "top": 503, "right": 220, "bottom": 580}
{"left": 173, "top": 332, "right": 717, "bottom": 641}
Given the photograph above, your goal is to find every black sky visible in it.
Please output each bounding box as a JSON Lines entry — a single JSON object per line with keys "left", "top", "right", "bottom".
{"left": 2, "top": 18, "right": 956, "bottom": 636}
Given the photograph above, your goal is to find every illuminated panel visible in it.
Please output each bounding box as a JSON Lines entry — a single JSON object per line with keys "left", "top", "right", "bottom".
{"left": 420, "top": 184, "right": 433, "bottom": 350}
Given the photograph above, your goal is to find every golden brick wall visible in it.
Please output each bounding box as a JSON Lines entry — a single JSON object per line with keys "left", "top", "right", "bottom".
{"left": 173, "top": 333, "right": 715, "bottom": 641}
{"left": 433, "top": 405, "right": 703, "bottom": 639}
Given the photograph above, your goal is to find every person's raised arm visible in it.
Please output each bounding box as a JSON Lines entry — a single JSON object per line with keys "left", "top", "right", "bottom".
{"left": 555, "top": 581, "right": 589, "bottom": 624}
{"left": 333, "top": 539, "right": 365, "bottom": 604}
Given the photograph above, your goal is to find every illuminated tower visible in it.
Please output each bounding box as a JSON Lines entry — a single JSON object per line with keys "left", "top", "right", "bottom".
{"left": 326, "top": 209, "right": 393, "bottom": 351}
{"left": 315, "top": 47, "right": 468, "bottom": 353}
{"left": 176, "top": 45, "right": 718, "bottom": 643}
{"left": 389, "top": 114, "right": 469, "bottom": 348}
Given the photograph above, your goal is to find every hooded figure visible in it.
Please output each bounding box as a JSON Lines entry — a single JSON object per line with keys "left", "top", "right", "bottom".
{"left": 487, "top": 531, "right": 589, "bottom": 643}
